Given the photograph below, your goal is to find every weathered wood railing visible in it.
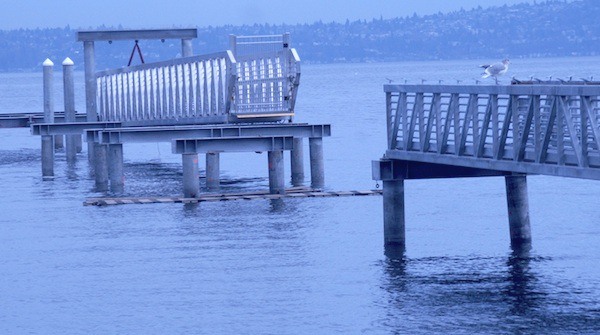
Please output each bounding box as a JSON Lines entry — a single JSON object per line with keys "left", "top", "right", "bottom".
{"left": 384, "top": 84, "right": 600, "bottom": 179}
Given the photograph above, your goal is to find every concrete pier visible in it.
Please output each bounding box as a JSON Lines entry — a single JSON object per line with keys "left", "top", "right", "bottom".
{"left": 205, "top": 152, "right": 220, "bottom": 190}
{"left": 108, "top": 144, "right": 124, "bottom": 192}
{"left": 268, "top": 150, "right": 285, "bottom": 194}
{"left": 291, "top": 138, "right": 304, "bottom": 186}
{"left": 383, "top": 179, "right": 405, "bottom": 248}
{"left": 62, "top": 57, "right": 78, "bottom": 163}
{"left": 94, "top": 143, "right": 109, "bottom": 191}
{"left": 309, "top": 137, "right": 324, "bottom": 189}
{"left": 505, "top": 175, "right": 532, "bottom": 250}
{"left": 182, "top": 153, "right": 199, "bottom": 198}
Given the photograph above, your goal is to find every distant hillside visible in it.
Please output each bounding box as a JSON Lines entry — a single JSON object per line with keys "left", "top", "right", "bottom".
{"left": 0, "top": 0, "right": 598, "bottom": 72}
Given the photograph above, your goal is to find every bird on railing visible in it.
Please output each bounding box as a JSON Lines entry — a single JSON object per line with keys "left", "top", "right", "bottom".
{"left": 480, "top": 59, "right": 510, "bottom": 84}
{"left": 385, "top": 78, "right": 394, "bottom": 83}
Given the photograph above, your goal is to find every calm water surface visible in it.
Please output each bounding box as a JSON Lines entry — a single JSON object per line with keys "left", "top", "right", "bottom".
{"left": 0, "top": 57, "right": 599, "bottom": 334}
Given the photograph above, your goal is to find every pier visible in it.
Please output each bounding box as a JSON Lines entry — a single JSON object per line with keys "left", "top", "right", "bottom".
{"left": 26, "top": 29, "right": 331, "bottom": 196}
{"left": 373, "top": 83, "right": 600, "bottom": 251}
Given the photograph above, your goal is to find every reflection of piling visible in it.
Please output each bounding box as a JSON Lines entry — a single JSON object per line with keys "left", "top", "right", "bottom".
{"left": 41, "top": 59, "right": 54, "bottom": 179}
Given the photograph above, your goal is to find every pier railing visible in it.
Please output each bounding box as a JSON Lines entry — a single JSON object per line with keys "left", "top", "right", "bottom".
{"left": 384, "top": 84, "right": 600, "bottom": 179}
{"left": 96, "top": 51, "right": 236, "bottom": 125}
{"left": 95, "top": 42, "right": 301, "bottom": 125}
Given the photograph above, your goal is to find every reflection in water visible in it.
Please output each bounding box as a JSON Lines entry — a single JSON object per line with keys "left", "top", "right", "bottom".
{"left": 379, "top": 251, "right": 550, "bottom": 333}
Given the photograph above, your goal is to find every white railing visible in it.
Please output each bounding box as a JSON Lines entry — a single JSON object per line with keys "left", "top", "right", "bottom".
{"left": 96, "top": 51, "right": 236, "bottom": 125}
{"left": 233, "top": 48, "right": 300, "bottom": 117}
{"left": 385, "top": 84, "right": 600, "bottom": 177}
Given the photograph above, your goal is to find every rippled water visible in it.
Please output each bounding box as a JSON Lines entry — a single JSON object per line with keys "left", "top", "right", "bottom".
{"left": 1, "top": 57, "right": 599, "bottom": 334}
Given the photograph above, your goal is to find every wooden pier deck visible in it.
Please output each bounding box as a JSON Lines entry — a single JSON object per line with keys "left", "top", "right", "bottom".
{"left": 84, "top": 188, "right": 382, "bottom": 206}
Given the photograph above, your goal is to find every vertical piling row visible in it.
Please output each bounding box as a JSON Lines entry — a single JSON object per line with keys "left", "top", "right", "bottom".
{"left": 42, "top": 59, "right": 55, "bottom": 179}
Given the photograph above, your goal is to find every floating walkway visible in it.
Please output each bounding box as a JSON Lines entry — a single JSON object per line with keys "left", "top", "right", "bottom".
{"left": 84, "top": 188, "right": 382, "bottom": 206}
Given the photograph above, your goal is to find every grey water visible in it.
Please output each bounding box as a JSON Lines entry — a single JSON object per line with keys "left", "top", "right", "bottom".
{"left": 1, "top": 57, "right": 599, "bottom": 334}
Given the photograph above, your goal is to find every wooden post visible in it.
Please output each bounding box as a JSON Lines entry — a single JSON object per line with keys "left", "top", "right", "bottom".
{"left": 42, "top": 59, "right": 55, "bottom": 179}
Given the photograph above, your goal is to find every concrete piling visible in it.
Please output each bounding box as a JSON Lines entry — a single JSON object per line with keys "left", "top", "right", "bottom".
{"left": 383, "top": 179, "right": 405, "bottom": 249}
{"left": 83, "top": 41, "right": 97, "bottom": 163}
{"left": 309, "top": 137, "right": 324, "bottom": 189}
{"left": 268, "top": 150, "right": 285, "bottom": 194}
{"left": 62, "top": 57, "right": 78, "bottom": 163}
{"left": 94, "top": 143, "right": 109, "bottom": 191}
{"left": 505, "top": 175, "right": 532, "bottom": 250}
{"left": 291, "top": 137, "right": 304, "bottom": 186}
{"left": 182, "top": 153, "right": 199, "bottom": 198}
{"left": 108, "top": 143, "right": 124, "bottom": 193}
{"left": 181, "top": 38, "right": 193, "bottom": 57}
{"left": 42, "top": 59, "right": 55, "bottom": 179}
{"left": 205, "top": 152, "right": 220, "bottom": 190}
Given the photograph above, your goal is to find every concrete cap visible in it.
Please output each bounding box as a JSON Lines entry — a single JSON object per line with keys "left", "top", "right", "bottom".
{"left": 43, "top": 58, "right": 54, "bottom": 67}
{"left": 62, "top": 57, "right": 74, "bottom": 66}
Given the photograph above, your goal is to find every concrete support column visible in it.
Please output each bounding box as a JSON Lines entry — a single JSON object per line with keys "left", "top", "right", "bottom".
{"left": 42, "top": 59, "right": 55, "bottom": 179}
{"left": 268, "top": 150, "right": 285, "bottom": 194}
{"left": 181, "top": 38, "right": 193, "bottom": 57}
{"left": 94, "top": 143, "right": 109, "bottom": 192}
{"left": 205, "top": 152, "right": 220, "bottom": 190}
{"left": 41, "top": 135, "right": 54, "bottom": 180}
{"left": 108, "top": 143, "right": 124, "bottom": 193}
{"left": 182, "top": 153, "right": 199, "bottom": 198}
{"left": 291, "top": 137, "right": 304, "bottom": 186}
{"left": 84, "top": 41, "right": 97, "bottom": 163}
{"left": 383, "top": 179, "right": 405, "bottom": 248}
{"left": 309, "top": 137, "right": 324, "bottom": 189}
{"left": 505, "top": 175, "right": 532, "bottom": 250}
{"left": 63, "top": 57, "right": 78, "bottom": 163}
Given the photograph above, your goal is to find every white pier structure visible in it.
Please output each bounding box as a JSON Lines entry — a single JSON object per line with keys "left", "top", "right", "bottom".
{"left": 32, "top": 29, "right": 328, "bottom": 196}
{"left": 373, "top": 83, "right": 600, "bottom": 251}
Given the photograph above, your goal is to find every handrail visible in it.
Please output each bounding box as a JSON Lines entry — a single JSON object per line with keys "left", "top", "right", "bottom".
{"left": 385, "top": 84, "right": 600, "bottom": 173}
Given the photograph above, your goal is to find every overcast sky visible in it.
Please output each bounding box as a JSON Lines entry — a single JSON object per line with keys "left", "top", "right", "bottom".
{"left": 0, "top": 0, "right": 536, "bottom": 30}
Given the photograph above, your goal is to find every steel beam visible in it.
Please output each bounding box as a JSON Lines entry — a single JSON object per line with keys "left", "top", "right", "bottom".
{"left": 31, "top": 122, "right": 122, "bottom": 135}
{"left": 77, "top": 29, "right": 198, "bottom": 42}
{"left": 172, "top": 136, "right": 294, "bottom": 154}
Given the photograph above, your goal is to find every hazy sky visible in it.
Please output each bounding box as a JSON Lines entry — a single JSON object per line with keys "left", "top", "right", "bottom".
{"left": 0, "top": 0, "right": 536, "bottom": 29}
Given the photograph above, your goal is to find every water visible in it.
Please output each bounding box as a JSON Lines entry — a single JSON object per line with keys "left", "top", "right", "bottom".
{"left": 1, "top": 57, "right": 600, "bottom": 334}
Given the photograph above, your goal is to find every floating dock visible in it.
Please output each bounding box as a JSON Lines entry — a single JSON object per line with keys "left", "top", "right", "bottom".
{"left": 84, "top": 188, "right": 382, "bottom": 206}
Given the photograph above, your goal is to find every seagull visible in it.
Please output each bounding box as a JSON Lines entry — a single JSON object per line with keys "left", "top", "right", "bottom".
{"left": 480, "top": 59, "right": 510, "bottom": 84}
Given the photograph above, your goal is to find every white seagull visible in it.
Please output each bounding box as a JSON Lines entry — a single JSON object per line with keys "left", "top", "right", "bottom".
{"left": 480, "top": 59, "right": 510, "bottom": 84}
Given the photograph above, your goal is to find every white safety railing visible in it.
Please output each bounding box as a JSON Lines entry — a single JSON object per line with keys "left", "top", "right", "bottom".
{"left": 96, "top": 51, "right": 236, "bottom": 125}
{"left": 385, "top": 84, "right": 600, "bottom": 175}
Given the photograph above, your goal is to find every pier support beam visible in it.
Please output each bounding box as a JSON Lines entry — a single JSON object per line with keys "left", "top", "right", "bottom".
{"left": 205, "top": 152, "right": 220, "bottom": 189}
{"left": 94, "top": 143, "right": 109, "bottom": 191}
{"left": 268, "top": 150, "right": 285, "bottom": 194}
{"left": 309, "top": 137, "right": 324, "bottom": 189}
{"left": 41, "top": 135, "right": 54, "bottom": 179}
{"left": 383, "top": 179, "right": 405, "bottom": 249}
{"left": 505, "top": 175, "right": 532, "bottom": 250}
{"left": 182, "top": 153, "right": 199, "bottom": 198}
{"left": 108, "top": 143, "right": 124, "bottom": 192}
{"left": 291, "top": 138, "right": 304, "bottom": 186}
{"left": 181, "top": 38, "right": 193, "bottom": 57}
